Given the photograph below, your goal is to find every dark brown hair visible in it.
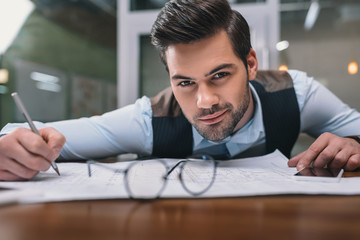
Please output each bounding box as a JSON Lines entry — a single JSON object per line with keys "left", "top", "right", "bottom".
{"left": 151, "top": 0, "right": 252, "bottom": 70}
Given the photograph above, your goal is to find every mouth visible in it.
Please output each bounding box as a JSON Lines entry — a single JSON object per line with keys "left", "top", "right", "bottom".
{"left": 197, "top": 109, "right": 228, "bottom": 125}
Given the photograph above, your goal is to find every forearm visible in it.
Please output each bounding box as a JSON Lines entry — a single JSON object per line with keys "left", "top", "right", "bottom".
{"left": 1, "top": 97, "right": 154, "bottom": 160}
{"left": 299, "top": 80, "right": 360, "bottom": 137}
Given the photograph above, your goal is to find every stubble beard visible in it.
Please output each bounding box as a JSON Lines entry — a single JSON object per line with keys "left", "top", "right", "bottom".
{"left": 192, "top": 85, "right": 250, "bottom": 142}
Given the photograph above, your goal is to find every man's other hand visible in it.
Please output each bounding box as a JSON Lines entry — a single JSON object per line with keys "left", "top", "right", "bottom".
{"left": 288, "top": 132, "right": 360, "bottom": 171}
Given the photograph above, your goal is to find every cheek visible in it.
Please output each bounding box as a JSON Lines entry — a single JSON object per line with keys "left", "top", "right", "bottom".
{"left": 221, "top": 81, "right": 248, "bottom": 106}
{"left": 173, "top": 91, "right": 197, "bottom": 117}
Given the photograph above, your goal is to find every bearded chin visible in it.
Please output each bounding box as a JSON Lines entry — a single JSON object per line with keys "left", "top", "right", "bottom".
{"left": 195, "top": 123, "right": 235, "bottom": 142}
{"left": 192, "top": 91, "right": 250, "bottom": 142}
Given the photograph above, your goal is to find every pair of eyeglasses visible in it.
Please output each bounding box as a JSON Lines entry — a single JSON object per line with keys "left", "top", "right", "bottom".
{"left": 87, "top": 155, "right": 218, "bottom": 200}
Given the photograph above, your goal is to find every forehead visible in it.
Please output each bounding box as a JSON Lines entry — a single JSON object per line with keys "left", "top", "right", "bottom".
{"left": 165, "top": 30, "right": 241, "bottom": 75}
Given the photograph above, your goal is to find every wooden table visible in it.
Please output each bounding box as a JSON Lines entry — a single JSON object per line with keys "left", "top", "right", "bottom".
{"left": 1, "top": 193, "right": 360, "bottom": 240}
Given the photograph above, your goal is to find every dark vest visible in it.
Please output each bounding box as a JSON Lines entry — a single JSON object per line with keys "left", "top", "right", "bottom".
{"left": 150, "top": 70, "right": 300, "bottom": 158}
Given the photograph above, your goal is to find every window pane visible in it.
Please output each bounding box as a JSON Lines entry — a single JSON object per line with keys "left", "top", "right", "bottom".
{"left": 139, "top": 35, "right": 169, "bottom": 97}
{"left": 130, "top": 0, "right": 265, "bottom": 11}
{"left": 0, "top": 0, "right": 117, "bottom": 126}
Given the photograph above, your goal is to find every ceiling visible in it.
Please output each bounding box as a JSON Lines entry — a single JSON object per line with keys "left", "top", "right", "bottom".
{"left": 31, "top": 0, "right": 117, "bottom": 50}
{"left": 28, "top": 0, "right": 360, "bottom": 49}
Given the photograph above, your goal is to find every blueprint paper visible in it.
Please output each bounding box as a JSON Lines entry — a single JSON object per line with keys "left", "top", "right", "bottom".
{"left": 1, "top": 150, "right": 360, "bottom": 203}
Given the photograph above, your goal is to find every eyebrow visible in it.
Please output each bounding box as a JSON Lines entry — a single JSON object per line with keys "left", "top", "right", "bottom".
{"left": 171, "top": 63, "right": 235, "bottom": 81}
{"left": 205, "top": 63, "right": 235, "bottom": 77}
{"left": 171, "top": 75, "right": 193, "bottom": 80}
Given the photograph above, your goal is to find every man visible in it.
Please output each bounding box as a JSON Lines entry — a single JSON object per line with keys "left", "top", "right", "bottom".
{"left": 1, "top": 0, "right": 360, "bottom": 181}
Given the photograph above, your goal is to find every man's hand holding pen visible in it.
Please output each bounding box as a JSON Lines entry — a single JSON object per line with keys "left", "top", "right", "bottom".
{"left": 0, "top": 127, "right": 65, "bottom": 181}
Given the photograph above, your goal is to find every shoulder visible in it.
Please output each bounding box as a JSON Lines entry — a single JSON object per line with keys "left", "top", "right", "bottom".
{"left": 287, "top": 69, "right": 312, "bottom": 85}
{"left": 149, "top": 87, "right": 182, "bottom": 117}
{"left": 287, "top": 69, "right": 319, "bottom": 110}
{"left": 253, "top": 69, "right": 318, "bottom": 110}
{"left": 254, "top": 70, "right": 293, "bottom": 92}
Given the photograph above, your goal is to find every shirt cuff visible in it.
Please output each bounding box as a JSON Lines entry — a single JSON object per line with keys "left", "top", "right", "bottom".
{"left": 345, "top": 135, "right": 360, "bottom": 144}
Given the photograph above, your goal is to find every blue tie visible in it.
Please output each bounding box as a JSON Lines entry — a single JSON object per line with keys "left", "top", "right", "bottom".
{"left": 196, "top": 143, "right": 230, "bottom": 160}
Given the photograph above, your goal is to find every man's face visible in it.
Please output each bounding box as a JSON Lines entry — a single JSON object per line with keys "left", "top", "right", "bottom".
{"left": 165, "top": 30, "right": 257, "bottom": 141}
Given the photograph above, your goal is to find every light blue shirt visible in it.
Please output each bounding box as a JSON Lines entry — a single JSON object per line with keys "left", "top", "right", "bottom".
{"left": 2, "top": 70, "right": 360, "bottom": 160}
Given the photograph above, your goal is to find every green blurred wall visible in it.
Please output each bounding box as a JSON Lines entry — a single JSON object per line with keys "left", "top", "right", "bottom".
{"left": 0, "top": 10, "right": 116, "bottom": 127}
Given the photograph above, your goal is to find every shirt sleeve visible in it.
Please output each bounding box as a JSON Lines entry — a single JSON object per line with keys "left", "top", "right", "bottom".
{"left": 0, "top": 96, "right": 154, "bottom": 160}
{"left": 289, "top": 70, "right": 360, "bottom": 138}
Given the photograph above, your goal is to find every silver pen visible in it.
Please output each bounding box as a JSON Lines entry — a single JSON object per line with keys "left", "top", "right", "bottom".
{"left": 11, "top": 92, "right": 60, "bottom": 176}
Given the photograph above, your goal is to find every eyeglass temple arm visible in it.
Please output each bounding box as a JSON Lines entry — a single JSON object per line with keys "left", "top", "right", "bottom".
{"left": 166, "top": 154, "right": 214, "bottom": 176}
{"left": 87, "top": 160, "right": 95, "bottom": 177}
{"left": 166, "top": 160, "right": 187, "bottom": 176}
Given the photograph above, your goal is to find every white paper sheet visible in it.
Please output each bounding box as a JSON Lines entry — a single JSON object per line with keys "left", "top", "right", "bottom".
{"left": 0, "top": 187, "right": 41, "bottom": 205}
{"left": 1, "top": 150, "right": 360, "bottom": 203}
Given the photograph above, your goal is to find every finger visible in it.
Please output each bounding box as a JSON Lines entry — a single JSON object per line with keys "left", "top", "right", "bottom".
{"left": 312, "top": 145, "right": 340, "bottom": 168}
{"left": 288, "top": 151, "right": 306, "bottom": 167}
{"left": 5, "top": 137, "right": 52, "bottom": 172}
{"left": 0, "top": 131, "right": 51, "bottom": 172}
{"left": 0, "top": 170, "right": 29, "bottom": 181}
{"left": 39, "top": 127, "right": 66, "bottom": 160}
{"left": 16, "top": 129, "right": 55, "bottom": 162}
{"left": 328, "top": 149, "right": 352, "bottom": 169}
{"left": 296, "top": 133, "right": 338, "bottom": 170}
{"left": 0, "top": 157, "right": 39, "bottom": 180}
{"left": 1, "top": 144, "right": 51, "bottom": 175}
{"left": 312, "top": 167, "right": 332, "bottom": 177}
{"left": 343, "top": 154, "right": 360, "bottom": 171}
{"left": 296, "top": 144, "right": 325, "bottom": 170}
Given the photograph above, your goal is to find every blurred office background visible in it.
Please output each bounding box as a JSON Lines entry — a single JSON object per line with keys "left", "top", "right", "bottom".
{"left": 0, "top": 0, "right": 359, "bottom": 154}
{"left": 0, "top": 0, "right": 117, "bottom": 126}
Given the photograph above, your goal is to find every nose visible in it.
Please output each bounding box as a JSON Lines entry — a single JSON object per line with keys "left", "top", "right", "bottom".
{"left": 196, "top": 84, "right": 219, "bottom": 109}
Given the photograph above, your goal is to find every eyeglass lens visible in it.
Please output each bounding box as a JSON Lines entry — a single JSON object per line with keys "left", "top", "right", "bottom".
{"left": 125, "top": 160, "right": 168, "bottom": 199}
{"left": 180, "top": 160, "right": 216, "bottom": 195}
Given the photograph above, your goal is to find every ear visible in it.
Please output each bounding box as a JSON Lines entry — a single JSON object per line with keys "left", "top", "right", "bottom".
{"left": 246, "top": 49, "right": 258, "bottom": 80}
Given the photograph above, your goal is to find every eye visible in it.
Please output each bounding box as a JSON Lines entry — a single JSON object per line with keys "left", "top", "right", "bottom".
{"left": 178, "top": 81, "right": 194, "bottom": 87}
{"left": 213, "top": 72, "right": 230, "bottom": 79}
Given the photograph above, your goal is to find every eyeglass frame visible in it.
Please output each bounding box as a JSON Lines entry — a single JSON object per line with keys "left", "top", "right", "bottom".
{"left": 86, "top": 155, "right": 218, "bottom": 200}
